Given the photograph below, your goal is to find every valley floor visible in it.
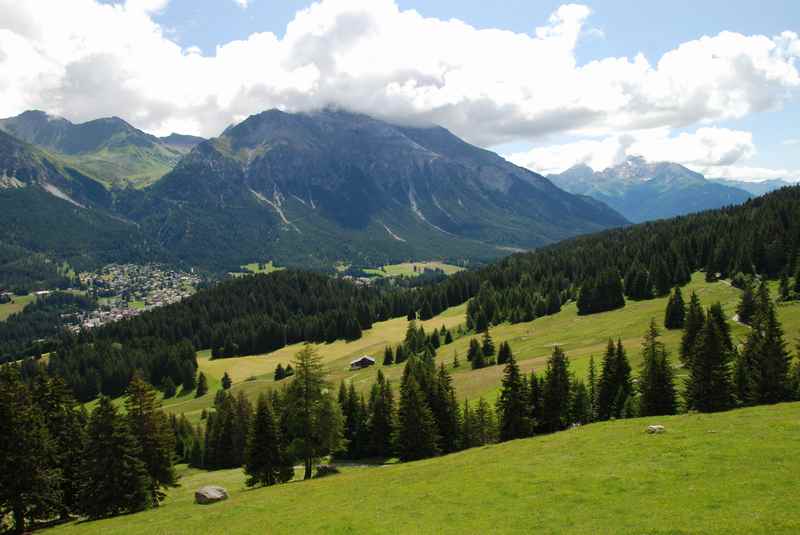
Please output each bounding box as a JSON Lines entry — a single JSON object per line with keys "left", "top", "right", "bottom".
{"left": 47, "top": 402, "right": 800, "bottom": 534}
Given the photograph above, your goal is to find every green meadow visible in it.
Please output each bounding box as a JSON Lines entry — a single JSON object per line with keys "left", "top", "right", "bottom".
{"left": 363, "top": 261, "right": 465, "bottom": 278}
{"left": 48, "top": 402, "right": 800, "bottom": 534}
{"left": 164, "top": 273, "right": 800, "bottom": 423}
{"left": 0, "top": 293, "right": 38, "bottom": 321}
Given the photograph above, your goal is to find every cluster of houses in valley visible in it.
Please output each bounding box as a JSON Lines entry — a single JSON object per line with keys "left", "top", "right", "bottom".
{"left": 72, "top": 264, "right": 201, "bottom": 331}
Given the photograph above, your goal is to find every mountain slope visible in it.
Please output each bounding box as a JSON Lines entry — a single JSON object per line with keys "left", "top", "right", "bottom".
{"left": 130, "top": 109, "right": 627, "bottom": 270}
{"left": 0, "top": 129, "right": 167, "bottom": 276}
{"left": 49, "top": 402, "right": 800, "bottom": 535}
{"left": 0, "top": 110, "right": 202, "bottom": 188}
{"left": 709, "top": 177, "right": 793, "bottom": 196}
{"left": 549, "top": 156, "right": 752, "bottom": 222}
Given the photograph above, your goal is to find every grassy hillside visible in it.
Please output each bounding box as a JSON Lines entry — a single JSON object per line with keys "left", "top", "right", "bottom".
{"left": 364, "top": 261, "right": 465, "bottom": 278}
{"left": 162, "top": 273, "right": 800, "bottom": 424}
{"left": 0, "top": 293, "right": 37, "bottom": 321}
{"left": 48, "top": 402, "right": 800, "bottom": 534}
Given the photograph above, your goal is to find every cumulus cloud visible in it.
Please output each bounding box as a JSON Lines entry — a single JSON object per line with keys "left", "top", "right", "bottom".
{"left": 233, "top": 0, "right": 249, "bottom": 8}
{"left": 0, "top": 0, "right": 798, "bottom": 148}
{"left": 507, "top": 127, "right": 756, "bottom": 175}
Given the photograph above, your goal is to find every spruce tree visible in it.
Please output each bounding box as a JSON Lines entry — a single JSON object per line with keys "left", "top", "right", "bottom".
{"left": 244, "top": 394, "right": 293, "bottom": 487}
{"left": 196, "top": 372, "right": 208, "bottom": 397}
{"left": 81, "top": 397, "right": 151, "bottom": 519}
{"left": 587, "top": 355, "right": 598, "bottom": 421}
{"left": 0, "top": 367, "right": 61, "bottom": 534}
{"left": 221, "top": 372, "right": 232, "bottom": 390}
{"left": 162, "top": 377, "right": 177, "bottom": 399}
{"left": 778, "top": 271, "right": 791, "bottom": 301}
{"left": 685, "top": 313, "right": 734, "bottom": 412}
{"left": 396, "top": 370, "right": 440, "bottom": 461}
{"left": 497, "top": 341, "right": 512, "bottom": 365}
{"left": 125, "top": 374, "right": 178, "bottom": 506}
{"left": 367, "top": 370, "right": 395, "bottom": 458}
{"left": 394, "top": 344, "right": 407, "bottom": 364}
{"left": 453, "top": 349, "right": 460, "bottom": 368}
{"left": 31, "top": 375, "right": 86, "bottom": 520}
{"left": 736, "top": 283, "right": 757, "bottom": 325}
{"left": 569, "top": 381, "right": 592, "bottom": 424}
{"left": 468, "top": 338, "right": 485, "bottom": 369}
{"left": 541, "top": 346, "right": 572, "bottom": 432}
{"left": 664, "top": 286, "right": 686, "bottom": 329}
{"left": 461, "top": 399, "right": 477, "bottom": 449}
{"left": 383, "top": 346, "right": 394, "bottom": 366}
{"left": 274, "top": 363, "right": 286, "bottom": 381}
{"left": 497, "top": 353, "right": 531, "bottom": 441}
{"left": 638, "top": 319, "right": 677, "bottom": 416}
{"left": 474, "top": 397, "right": 497, "bottom": 445}
{"left": 481, "top": 328, "right": 496, "bottom": 359}
{"left": 444, "top": 330, "right": 454, "bottom": 344}
{"left": 680, "top": 291, "right": 705, "bottom": 367}
{"left": 737, "top": 296, "right": 792, "bottom": 404}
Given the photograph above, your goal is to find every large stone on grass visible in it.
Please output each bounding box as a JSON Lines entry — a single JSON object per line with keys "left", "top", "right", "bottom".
{"left": 195, "top": 485, "right": 229, "bottom": 504}
{"left": 646, "top": 425, "right": 665, "bottom": 434}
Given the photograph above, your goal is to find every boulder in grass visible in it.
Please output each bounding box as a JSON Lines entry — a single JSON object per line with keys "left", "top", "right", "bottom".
{"left": 646, "top": 425, "right": 665, "bottom": 434}
{"left": 195, "top": 485, "right": 229, "bottom": 504}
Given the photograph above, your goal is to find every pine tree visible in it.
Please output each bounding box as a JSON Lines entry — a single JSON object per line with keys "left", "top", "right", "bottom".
{"left": 587, "top": 355, "right": 598, "bottom": 421}
{"left": 474, "top": 397, "right": 497, "bottom": 445}
{"left": 162, "top": 377, "right": 177, "bottom": 399}
{"left": 0, "top": 367, "right": 61, "bottom": 534}
{"left": 680, "top": 291, "right": 705, "bottom": 366}
{"left": 221, "top": 372, "right": 232, "bottom": 390}
{"left": 460, "top": 399, "right": 476, "bottom": 449}
{"left": 497, "top": 341, "right": 512, "bottom": 365}
{"left": 125, "top": 374, "right": 178, "bottom": 506}
{"left": 664, "top": 286, "right": 686, "bottom": 329}
{"left": 367, "top": 370, "right": 395, "bottom": 458}
{"left": 528, "top": 371, "right": 544, "bottom": 432}
{"left": 736, "top": 296, "right": 792, "bottom": 404}
{"left": 274, "top": 364, "right": 286, "bottom": 381}
{"left": 736, "top": 283, "right": 757, "bottom": 325}
{"left": 81, "top": 396, "right": 151, "bottom": 519}
{"left": 597, "top": 339, "right": 632, "bottom": 420}
{"left": 468, "top": 338, "right": 485, "bottom": 369}
{"left": 638, "top": 319, "right": 677, "bottom": 416}
{"left": 285, "top": 345, "right": 342, "bottom": 479}
{"left": 685, "top": 313, "right": 734, "bottom": 412}
{"left": 383, "top": 346, "right": 394, "bottom": 366}
{"left": 452, "top": 349, "right": 460, "bottom": 368}
{"left": 244, "top": 394, "right": 293, "bottom": 487}
{"left": 395, "top": 370, "right": 440, "bottom": 461}
{"left": 196, "top": 372, "right": 208, "bottom": 398}
{"left": 394, "top": 344, "right": 407, "bottom": 364}
{"left": 497, "top": 352, "right": 531, "bottom": 441}
{"left": 541, "top": 346, "right": 572, "bottom": 432}
{"left": 778, "top": 271, "right": 791, "bottom": 301}
{"left": 285, "top": 364, "right": 294, "bottom": 376}
{"left": 31, "top": 375, "right": 86, "bottom": 520}
{"left": 481, "top": 328, "right": 495, "bottom": 359}
{"left": 444, "top": 330, "right": 454, "bottom": 344}
{"left": 569, "top": 381, "right": 591, "bottom": 425}
{"left": 429, "top": 364, "right": 461, "bottom": 453}
{"left": 794, "top": 261, "right": 800, "bottom": 297}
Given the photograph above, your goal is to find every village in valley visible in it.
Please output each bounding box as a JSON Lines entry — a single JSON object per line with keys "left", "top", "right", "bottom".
{"left": 73, "top": 263, "right": 201, "bottom": 330}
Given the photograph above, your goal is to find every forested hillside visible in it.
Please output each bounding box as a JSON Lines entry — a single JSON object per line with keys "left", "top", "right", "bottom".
{"left": 24, "top": 186, "right": 800, "bottom": 404}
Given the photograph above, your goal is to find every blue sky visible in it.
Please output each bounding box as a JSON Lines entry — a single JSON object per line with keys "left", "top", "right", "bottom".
{"left": 4, "top": 0, "right": 800, "bottom": 180}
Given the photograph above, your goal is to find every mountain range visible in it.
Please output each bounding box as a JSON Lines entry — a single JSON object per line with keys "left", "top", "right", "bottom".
{"left": 708, "top": 177, "right": 793, "bottom": 196}
{"left": 0, "top": 108, "right": 627, "bottom": 287}
{"left": 0, "top": 110, "right": 203, "bottom": 189}
{"left": 548, "top": 156, "right": 753, "bottom": 222}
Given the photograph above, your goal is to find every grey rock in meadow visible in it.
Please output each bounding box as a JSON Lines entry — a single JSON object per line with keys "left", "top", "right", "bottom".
{"left": 646, "top": 425, "right": 666, "bottom": 434}
{"left": 195, "top": 485, "right": 229, "bottom": 504}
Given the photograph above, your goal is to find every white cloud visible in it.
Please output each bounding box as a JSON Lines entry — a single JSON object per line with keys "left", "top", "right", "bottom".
{"left": 233, "top": 0, "right": 249, "bottom": 8}
{"left": 0, "top": 0, "right": 798, "bottom": 146}
{"left": 507, "top": 127, "right": 757, "bottom": 175}
{"left": 782, "top": 138, "right": 800, "bottom": 145}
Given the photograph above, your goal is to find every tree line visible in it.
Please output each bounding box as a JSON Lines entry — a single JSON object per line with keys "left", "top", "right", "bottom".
{"left": 0, "top": 368, "right": 176, "bottom": 534}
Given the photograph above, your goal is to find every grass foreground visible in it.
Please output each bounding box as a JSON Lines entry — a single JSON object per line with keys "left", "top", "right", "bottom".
{"left": 48, "top": 402, "right": 800, "bottom": 534}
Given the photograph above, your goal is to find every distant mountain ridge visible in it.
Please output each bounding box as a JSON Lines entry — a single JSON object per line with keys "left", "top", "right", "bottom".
{"left": 548, "top": 156, "right": 752, "bottom": 222}
{"left": 0, "top": 110, "right": 204, "bottom": 188}
{"left": 708, "top": 177, "right": 793, "bottom": 196}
